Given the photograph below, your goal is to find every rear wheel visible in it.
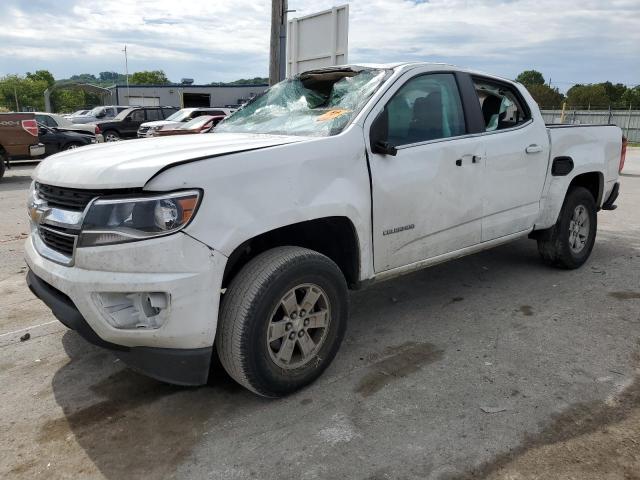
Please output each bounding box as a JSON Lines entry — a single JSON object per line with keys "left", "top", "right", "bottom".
{"left": 0, "top": 150, "right": 6, "bottom": 180}
{"left": 537, "top": 186, "right": 597, "bottom": 269}
{"left": 216, "top": 246, "right": 348, "bottom": 397}
{"left": 103, "top": 130, "right": 120, "bottom": 142}
{"left": 64, "top": 142, "right": 82, "bottom": 150}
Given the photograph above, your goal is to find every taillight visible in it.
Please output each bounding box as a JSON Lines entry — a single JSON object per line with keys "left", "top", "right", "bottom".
{"left": 619, "top": 136, "right": 627, "bottom": 173}
{"left": 21, "top": 119, "right": 38, "bottom": 137}
{"left": 94, "top": 125, "right": 101, "bottom": 134}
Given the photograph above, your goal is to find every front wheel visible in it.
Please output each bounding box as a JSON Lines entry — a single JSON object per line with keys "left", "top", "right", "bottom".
{"left": 64, "top": 142, "right": 82, "bottom": 150}
{"left": 0, "top": 150, "right": 6, "bottom": 180}
{"left": 103, "top": 130, "right": 120, "bottom": 142}
{"left": 216, "top": 246, "right": 348, "bottom": 397}
{"left": 537, "top": 186, "right": 597, "bottom": 269}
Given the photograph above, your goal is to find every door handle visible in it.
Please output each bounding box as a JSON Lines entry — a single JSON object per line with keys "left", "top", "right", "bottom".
{"left": 455, "top": 159, "right": 462, "bottom": 166}
{"left": 525, "top": 144, "right": 543, "bottom": 154}
{"left": 472, "top": 155, "right": 481, "bottom": 164}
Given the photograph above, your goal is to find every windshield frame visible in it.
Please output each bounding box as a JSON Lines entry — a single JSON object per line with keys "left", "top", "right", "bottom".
{"left": 217, "top": 67, "right": 392, "bottom": 137}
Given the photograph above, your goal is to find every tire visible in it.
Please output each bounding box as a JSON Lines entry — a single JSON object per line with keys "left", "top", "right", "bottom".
{"left": 216, "top": 246, "right": 348, "bottom": 397}
{"left": 0, "top": 150, "right": 6, "bottom": 180}
{"left": 537, "top": 186, "right": 597, "bottom": 269}
{"left": 103, "top": 130, "right": 120, "bottom": 142}
{"left": 64, "top": 142, "right": 81, "bottom": 150}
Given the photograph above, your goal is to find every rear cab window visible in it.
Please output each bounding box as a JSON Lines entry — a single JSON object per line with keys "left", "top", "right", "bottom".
{"left": 472, "top": 78, "right": 531, "bottom": 132}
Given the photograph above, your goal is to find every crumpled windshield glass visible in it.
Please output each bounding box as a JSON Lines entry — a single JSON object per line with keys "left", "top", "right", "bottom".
{"left": 216, "top": 68, "right": 388, "bottom": 137}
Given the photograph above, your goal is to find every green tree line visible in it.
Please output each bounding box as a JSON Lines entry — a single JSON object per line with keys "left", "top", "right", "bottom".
{"left": 0, "top": 69, "right": 268, "bottom": 113}
{"left": 515, "top": 70, "right": 640, "bottom": 109}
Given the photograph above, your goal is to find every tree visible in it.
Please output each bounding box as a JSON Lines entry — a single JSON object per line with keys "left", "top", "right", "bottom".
{"left": 129, "top": 70, "right": 170, "bottom": 85}
{"left": 601, "top": 81, "right": 627, "bottom": 106}
{"left": 0, "top": 74, "right": 48, "bottom": 111}
{"left": 26, "top": 70, "right": 55, "bottom": 88}
{"left": 566, "top": 84, "right": 610, "bottom": 108}
{"left": 70, "top": 73, "right": 99, "bottom": 84}
{"left": 525, "top": 84, "right": 564, "bottom": 108}
{"left": 621, "top": 86, "right": 640, "bottom": 109}
{"left": 516, "top": 70, "right": 545, "bottom": 86}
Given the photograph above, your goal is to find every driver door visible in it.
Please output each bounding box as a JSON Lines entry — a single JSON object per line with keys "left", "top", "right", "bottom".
{"left": 365, "top": 71, "right": 485, "bottom": 272}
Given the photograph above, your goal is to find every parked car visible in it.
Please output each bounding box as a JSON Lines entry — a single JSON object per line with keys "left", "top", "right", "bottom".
{"left": 64, "top": 109, "right": 90, "bottom": 118}
{"left": 25, "top": 63, "right": 625, "bottom": 397}
{"left": 0, "top": 112, "right": 45, "bottom": 179}
{"left": 37, "top": 123, "right": 97, "bottom": 156}
{"left": 69, "top": 105, "right": 129, "bottom": 124}
{"left": 155, "top": 115, "right": 225, "bottom": 136}
{"left": 35, "top": 112, "right": 103, "bottom": 140}
{"left": 96, "top": 106, "right": 179, "bottom": 142}
{"left": 137, "top": 107, "right": 231, "bottom": 138}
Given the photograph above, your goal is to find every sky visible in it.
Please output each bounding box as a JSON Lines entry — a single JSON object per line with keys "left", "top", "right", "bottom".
{"left": 0, "top": 0, "right": 638, "bottom": 90}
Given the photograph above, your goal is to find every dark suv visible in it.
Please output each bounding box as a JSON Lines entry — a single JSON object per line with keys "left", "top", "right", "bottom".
{"left": 96, "top": 106, "right": 178, "bottom": 142}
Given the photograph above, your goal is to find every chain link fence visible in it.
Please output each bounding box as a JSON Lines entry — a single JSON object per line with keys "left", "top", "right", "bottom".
{"left": 541, "top": 108, "right": 639, "bottom": 142}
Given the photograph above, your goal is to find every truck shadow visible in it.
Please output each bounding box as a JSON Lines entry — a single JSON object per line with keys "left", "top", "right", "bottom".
{"left": 45, "top": 236, "right": 636, "bottom": 479}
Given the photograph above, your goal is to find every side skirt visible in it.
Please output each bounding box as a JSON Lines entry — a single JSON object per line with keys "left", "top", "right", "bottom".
{"left": 369, "top": 228, "right": 532, "bottom": 285}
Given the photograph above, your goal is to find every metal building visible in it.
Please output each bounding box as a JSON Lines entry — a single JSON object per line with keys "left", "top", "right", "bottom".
{"left": 106, "top": 84, "right": 268, "bottom": 108}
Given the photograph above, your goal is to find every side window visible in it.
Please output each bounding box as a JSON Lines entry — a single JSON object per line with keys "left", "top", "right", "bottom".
{"left": 473, "top": 79, "right": 530, "bottom": 132}
{"left": 36, "top": 115, "right": 56, "bottom": 127}
{"left": 129, "top": 110, "right": 145, "bottom": 122}
{"left": 386, "top": 73, "right": 466, "bottom": 146}
{"left": 146, "top": 109, "right": 163, "bottom": 121}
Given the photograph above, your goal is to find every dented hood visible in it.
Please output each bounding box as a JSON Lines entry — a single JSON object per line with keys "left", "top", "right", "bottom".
{"left": 33, "top": 132, "right": 306, "bottom": 189}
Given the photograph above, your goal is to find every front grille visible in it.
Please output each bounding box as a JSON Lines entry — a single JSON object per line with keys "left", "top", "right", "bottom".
{"left": 35, "top": 183, "right": 141, "bottom": 211}
{"left": 36, "top": 183, "right": 99, "bottom": 211}
{"left": 39, "top": 227, "right": 76, "bottom": 256}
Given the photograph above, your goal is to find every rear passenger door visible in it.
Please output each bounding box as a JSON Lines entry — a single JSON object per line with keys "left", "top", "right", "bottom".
{"left": 471, "top": 77, "right": 550, "bottom": 240}
{"left": 365, "top": 70, "right": 486, "bottom": 272}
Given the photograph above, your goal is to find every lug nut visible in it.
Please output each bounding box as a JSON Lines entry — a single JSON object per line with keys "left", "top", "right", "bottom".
{"left": 303, "top": 319, "right": 310, "bottom": 327}
{"left": 298, "top": 330, "right": 305, "bottom": 338}
{"left": 300, "top": 309, "right": 306, "bottom": 317}
{"left": 291, "top": 312, "right": 297, "bottom": 320}
{"left": 289, "top": 332, "right": 296, "bottom": 340}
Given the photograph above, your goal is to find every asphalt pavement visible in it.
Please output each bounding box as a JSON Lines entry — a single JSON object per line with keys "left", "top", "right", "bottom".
{"left": 1, "top": 151, "right": 639, "bottom": 479}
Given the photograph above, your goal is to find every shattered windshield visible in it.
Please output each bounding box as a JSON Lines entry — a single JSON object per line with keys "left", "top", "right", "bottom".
{"left": 216, "top": 68, "right": 389, "bottom": 137}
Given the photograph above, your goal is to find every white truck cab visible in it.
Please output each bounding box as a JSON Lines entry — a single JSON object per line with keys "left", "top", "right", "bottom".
{"left": 25, "top": 63, "right": 625, "bottom": 396}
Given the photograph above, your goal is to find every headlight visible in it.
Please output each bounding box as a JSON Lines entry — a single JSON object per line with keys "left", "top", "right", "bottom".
{"left": 78, "top": 190, "right": 201, "bottom": 247}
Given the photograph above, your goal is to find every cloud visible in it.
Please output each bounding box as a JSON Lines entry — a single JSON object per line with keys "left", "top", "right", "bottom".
{"left": 0, "top": 0, "right": 637, "bottom": 87}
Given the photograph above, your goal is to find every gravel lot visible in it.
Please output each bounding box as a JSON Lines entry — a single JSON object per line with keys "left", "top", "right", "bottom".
{"left": 1, "top": 151, "right": 639, "bottom": 480}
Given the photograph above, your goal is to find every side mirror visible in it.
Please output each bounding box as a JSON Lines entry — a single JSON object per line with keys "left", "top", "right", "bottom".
{"left": 370, "top": 108, "right": 397, "bottom": 156}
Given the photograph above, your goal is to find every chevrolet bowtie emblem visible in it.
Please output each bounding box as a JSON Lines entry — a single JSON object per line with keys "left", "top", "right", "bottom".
{"left": 28, "top": 199, "right": 50, "bottom": 224}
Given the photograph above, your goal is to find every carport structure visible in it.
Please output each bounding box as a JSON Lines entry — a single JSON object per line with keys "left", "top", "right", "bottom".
{"left": 43, "top": 81, "right": 111, "bottom": 112}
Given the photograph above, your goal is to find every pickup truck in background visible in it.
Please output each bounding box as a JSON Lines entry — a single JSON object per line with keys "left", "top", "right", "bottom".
{"left": 25, "top": 63, "right": 624, "bottom": 397}
{"left": 0, "top": 113, "right": 45, "bottom": 180}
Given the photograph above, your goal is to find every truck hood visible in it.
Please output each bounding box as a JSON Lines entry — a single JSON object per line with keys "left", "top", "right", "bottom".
{"left": 33, "top": 132, "right": 307, "bottom": 189}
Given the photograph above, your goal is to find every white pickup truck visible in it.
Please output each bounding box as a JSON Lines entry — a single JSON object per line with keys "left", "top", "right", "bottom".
{"left": 25, "top": 63, "right": 625, "bottom": 397}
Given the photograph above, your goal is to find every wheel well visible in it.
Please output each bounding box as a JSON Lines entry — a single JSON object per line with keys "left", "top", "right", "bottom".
{"left": 569, "top": 172, "right": 603, "bottom": 206}
{"left": 222, "top": 217, "right": 360, "bottom": 289}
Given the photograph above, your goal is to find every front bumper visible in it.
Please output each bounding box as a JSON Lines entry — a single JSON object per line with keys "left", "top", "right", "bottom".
{"left": 24, "top": 232, "right": 228, "bottom": 385}
{"left": 27, "top": 270, "right": 212, "bottom": 385}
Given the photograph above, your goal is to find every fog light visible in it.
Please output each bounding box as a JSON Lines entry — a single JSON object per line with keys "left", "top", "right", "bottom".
{"left": 94, "top": 292, "right": 170, "bottom": 329}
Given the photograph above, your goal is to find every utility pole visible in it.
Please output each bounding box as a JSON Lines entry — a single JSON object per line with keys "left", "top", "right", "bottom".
{"left": 123, "top": 45, "right": 130, "bottom": 105}
{"left": 269, "top": 0, "right": 288, "bottom": 86}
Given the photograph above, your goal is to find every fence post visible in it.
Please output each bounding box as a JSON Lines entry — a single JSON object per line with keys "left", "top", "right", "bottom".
{"left": 608, "top": 105, "right": 612, "bottom": 124}
{"left": 626, "top": 103, "right": 633, "bottom": 139}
